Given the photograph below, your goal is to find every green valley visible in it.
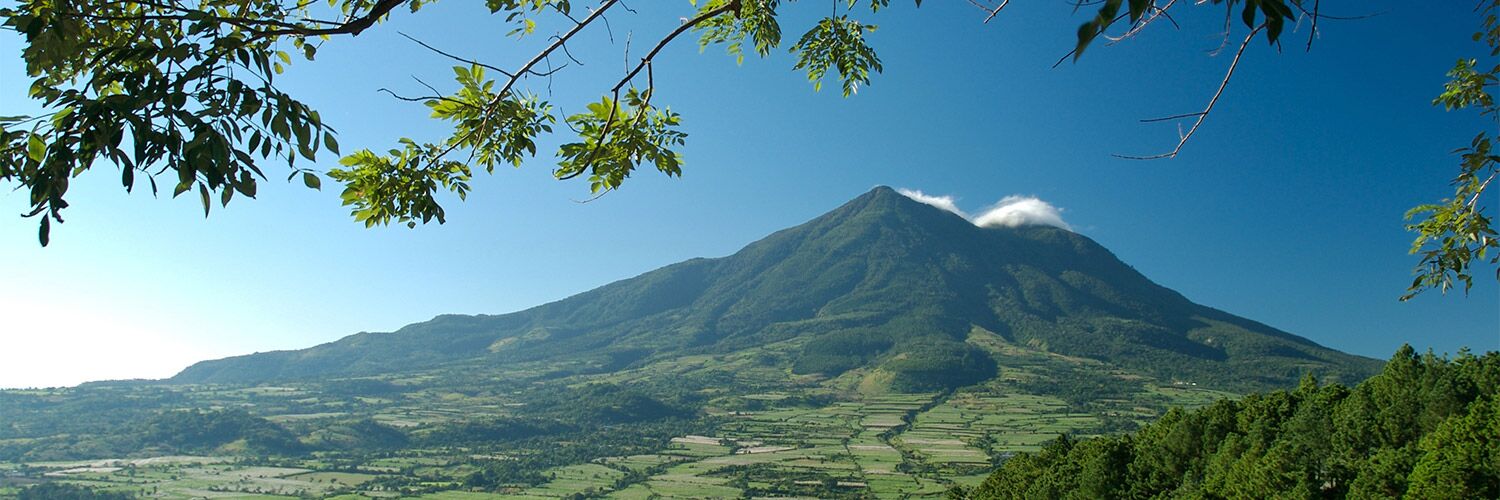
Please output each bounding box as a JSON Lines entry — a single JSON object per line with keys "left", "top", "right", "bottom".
{"left": 3, "top": 187, "right": 1444, "bottom": 499}
{"left": 2, "top": 0, "right": 1496, "bottom": 495}
{"left": 1, "top": 349, "right": 1237, "bottom": 498}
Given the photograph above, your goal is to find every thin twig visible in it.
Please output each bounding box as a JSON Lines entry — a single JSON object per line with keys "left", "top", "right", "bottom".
{"left": 1115, "top": 24, "right": 1264, "bottom": 160}
{"left": 401, "top": 0, "right": 621, "bottom": 177}
{"left": 495, "top": 0, "right": 621, "bottom": 100}
{"left": 555, "top": 33, "right": 587, "bottom": 66}
{"left": 1469, "top": 171, "right": 1497, "bottom": 209}
{"left": 398, "top": 32, "right": 513, "bottom": 77}
{"left": 558, "top": 0, "right": 741, "bottom": 180}
{"left": 983, "top": 0, "right": 1011, "bottom": 24}
{"left": 1306, "top": 0, "right": 1320, "bottom": 51}
{"left": 1106, "top": 0, "right": 1181, "bottom": 45}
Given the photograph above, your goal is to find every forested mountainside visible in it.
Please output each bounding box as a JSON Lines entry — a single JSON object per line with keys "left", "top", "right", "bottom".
{"left": 174, "top": 187, "right": 1379, "bottom": 393}
{"left": 0, "top": 188, "right": 1407, "bottom": 499}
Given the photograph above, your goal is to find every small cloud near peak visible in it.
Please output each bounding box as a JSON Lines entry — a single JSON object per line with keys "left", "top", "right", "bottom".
{"left": 896, "top": 188, "right": 969, "bottom": 219}
{"left": 972, "top": 196, "right": 1071, "bottom": 230}
{"left": 897, "top": 188, "right": 1071, "bottom": 230}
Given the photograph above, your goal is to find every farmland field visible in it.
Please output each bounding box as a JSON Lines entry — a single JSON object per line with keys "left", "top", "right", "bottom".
{"left": 1, "top": 373, "right": 1231, "bottom": 499}
{"left": 0, "top": 325, "right": 1239, "bottom": 499}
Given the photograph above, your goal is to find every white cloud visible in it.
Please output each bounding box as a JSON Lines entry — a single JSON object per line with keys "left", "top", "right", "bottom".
{"left": 972, "top": 196, "right": 1071, "bottom": 230}
{"left": 896, "top": 189, "right": 968, "bottom": 218}
{"left": 898, "top": 189, "right": 1072, "bottom": 230}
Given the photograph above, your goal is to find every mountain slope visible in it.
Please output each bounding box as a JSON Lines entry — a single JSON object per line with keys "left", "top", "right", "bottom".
{"left": 172, "top": 186, "right": 1380, "bottom": 390}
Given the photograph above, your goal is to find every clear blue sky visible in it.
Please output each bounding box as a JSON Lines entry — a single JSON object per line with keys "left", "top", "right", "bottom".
{"left": 1, "top": 1, "right": 1495, "bottom": 388}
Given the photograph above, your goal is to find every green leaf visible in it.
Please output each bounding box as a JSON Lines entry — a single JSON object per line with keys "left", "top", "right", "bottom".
{"left": 1075, "top": 20, "right": 1099, "bottom": 61}
{"left": 199, "top": 183, "right": 211, "bottom": 217}
{"left": 303, "top": 171, "right": 322, "bottom": 190}
{"left": 26, "top": 134, "right": 45, "bottom": 162}
{"left": 1127, "top": 0, "right": 1149, "bottom": 23}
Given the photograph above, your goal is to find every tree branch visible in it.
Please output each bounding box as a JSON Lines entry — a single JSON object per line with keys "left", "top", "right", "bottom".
{"left": 495, "top": 0, "right": 622, "bottom": 100}
{"left": 257, "top": 0, "right": 407, "bottom": 37}
{"left": 398, "top": 32, "right": 514, "bottom": 78}
{"left": 401, "top": 0, "right": 622, "bottom": 178}
{"left": 557, "top": 0, "right": 741, "bottom": 180}
{"left": 1106, "top": 0, "right": 1181, "bottom": 45}
{"left": 983, "top": 0, "right": 1011, "bottom": 24}
{"left": 1115, "top": 24, "right": 1264, "bottom": 160}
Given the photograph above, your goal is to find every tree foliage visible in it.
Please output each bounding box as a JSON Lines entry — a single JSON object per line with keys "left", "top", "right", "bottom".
{"left": 0, "top": 0, "right": 893, "bottom": 244}
{"left": 139, "top": 408, "right": 305, "bottom": 454}
{"left": 0, "top": 0, "right": 1325, "bottom": 244}
{"left": 966, "top": 346, "right": 1500, "bottom": 499}
{"left": 1404, "top": 0, "right": 1500, "bottom": 299}
{"left": 2, "top": 0, "right": 1493, "bottom": 298}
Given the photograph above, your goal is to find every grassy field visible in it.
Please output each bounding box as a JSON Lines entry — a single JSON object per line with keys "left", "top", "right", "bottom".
{"left": 1, "top": 333, "right": 1241, "bottom": 499}
{"left": 25, "top": 462, "right": 350, "bottom": 499}
{"left": 4, "top": 379, "right": 1231, "bottom": 499}
{"left": 447, "top": 385, "right": 1219, "bottom": 499}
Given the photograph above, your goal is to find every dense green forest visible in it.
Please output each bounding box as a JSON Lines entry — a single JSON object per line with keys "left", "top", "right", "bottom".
{"left": 969, "top": 346, "right": 1499, "bottom": 499}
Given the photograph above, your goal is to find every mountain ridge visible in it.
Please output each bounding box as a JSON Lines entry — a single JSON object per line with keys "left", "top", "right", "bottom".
{"left": 173, "top": 186, "right": 1380, "bottom": 391}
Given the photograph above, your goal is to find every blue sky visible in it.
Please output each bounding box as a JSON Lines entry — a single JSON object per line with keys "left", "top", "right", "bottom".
{"left": 1, "top": 1, "right": 1495, "bottom": 388}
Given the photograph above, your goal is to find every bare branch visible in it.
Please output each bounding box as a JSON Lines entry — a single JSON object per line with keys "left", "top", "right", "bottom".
{"left": 399, "top": 32, "right": 514, "bottom": 78}
{"left": 1115, "top": 24, "right": 1264, "bottom": 160}
{"left": 1106, "top": 0, "right": 1181, "bottom": 45}
{"left": 1139, "top": 111, "right": 1205, "bottom": 123}
{"left": 613, "top": 1, "right": 738, "bottom": 96}
{"left": 983, "top": 0, "right": 1011, "bottom": 24}
{"left": 555, "top": 34, "right": 587, "bottom": 66}
{"left": 1307, "top": 0, "right": 1321, "bottom": 51}
{"left": 1470, "top": 170, "right": 1497, "bottom": 209}
{"left": 412, "top": 75, "right": 442, "bottom": 97}
{"left": 495, "top": 0, "right": 622, "bottom": 100}
{"left": 377, "top": 87, "right": 457, "bottom": 106}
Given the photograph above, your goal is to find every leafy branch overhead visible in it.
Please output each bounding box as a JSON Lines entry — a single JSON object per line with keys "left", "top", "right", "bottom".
{"left": 0, "top": 0, "right": 1312, "bottom": 245}
{"left": 0, "top": 0, "right": 1492, "bottom": 298}
{"left": 1404, "top": 43, "right": 1500, "bottom": 300}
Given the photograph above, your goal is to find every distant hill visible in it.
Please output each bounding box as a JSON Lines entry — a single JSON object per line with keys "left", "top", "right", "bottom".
{"left": 173, "top": 186, "right": 1380, "bottom": 392}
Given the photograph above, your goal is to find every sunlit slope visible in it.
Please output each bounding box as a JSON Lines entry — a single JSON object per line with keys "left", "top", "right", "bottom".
{"left": 173, "top": 186, "right": 1379, "bottom": 390}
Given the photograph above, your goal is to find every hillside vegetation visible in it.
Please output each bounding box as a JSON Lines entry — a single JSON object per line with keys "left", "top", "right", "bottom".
{"left": 971, "top": 346, "right": 1499, "bottom": 499}
{"left": 0, "top": 187, "right": 1413, "bottom": 499}
{"left": 172, "top": 187, "right": 1379, "bottom": 393}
